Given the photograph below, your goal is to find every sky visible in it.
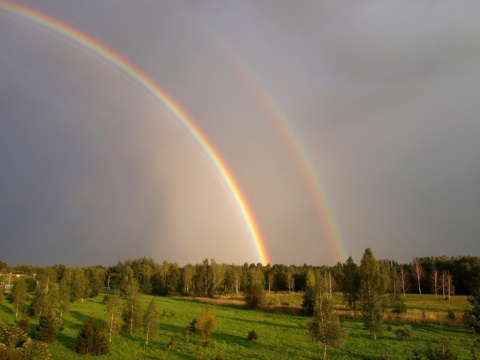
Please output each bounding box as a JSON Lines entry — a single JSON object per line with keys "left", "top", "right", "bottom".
{"left": 1, "top": 0, "right": 480, "bottom": 267}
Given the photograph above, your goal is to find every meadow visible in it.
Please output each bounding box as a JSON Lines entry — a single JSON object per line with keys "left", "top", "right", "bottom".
{"left": 0, "top": 292, "right": 475, "bottom": 359}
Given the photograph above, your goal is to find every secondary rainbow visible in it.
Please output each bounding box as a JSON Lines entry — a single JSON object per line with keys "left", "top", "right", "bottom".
{"left": 203, "top": 31, "right": 347, "bottom": 263}
{"left": 0, "top": 0, "right": 270, "bottom": 265}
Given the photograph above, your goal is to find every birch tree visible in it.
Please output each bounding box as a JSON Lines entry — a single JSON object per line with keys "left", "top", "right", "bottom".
{"left": 411, "top": 258, "right": 425, "bottom": 295}
{"left": 143, "top": 299, "right": 158, "bottom": 346}
{"left": 105, "top": 295, "right": 122, "bottom": 342}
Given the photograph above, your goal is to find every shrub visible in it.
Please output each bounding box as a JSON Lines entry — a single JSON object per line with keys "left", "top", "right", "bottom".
{"left": 247, "top": 330, "right": 258, "bottom": 341}
{"left": 447, "top": 310, "right": 456, "bottom": 321}
{"left": 244, "top": 282, "right": 266, "bottom": 309}
{"left": 395, "top": 325, "right": 413, "bottom": 341}
{"left": 17, "top": 316, "right": 30, "bottom": 336}
{"left": 196, "top": 307, "right": 217, "bottom": 343}
{"left": 188, "top": 318, "right": 197, "bottom": 332}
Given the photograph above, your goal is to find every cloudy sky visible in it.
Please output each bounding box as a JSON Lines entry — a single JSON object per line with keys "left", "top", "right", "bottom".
{"left": 1, "top": 0, "right": 480, "bottom": 267}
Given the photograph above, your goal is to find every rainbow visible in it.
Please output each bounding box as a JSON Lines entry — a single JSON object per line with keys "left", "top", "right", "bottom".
{"left": 203, "top": 32, "right": 347, "bottom": 263}
{"left": 0, "top": 0, "right": 271, "bottom": 265}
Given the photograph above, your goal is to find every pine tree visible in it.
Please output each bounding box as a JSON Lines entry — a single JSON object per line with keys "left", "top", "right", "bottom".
{"left": 143, "top": 299, "right": 158, "bottom": 346}
{"left": 74, "top": 317, "right": 109, "bottom": 355}
{"left": 35, "top": 315, "right": 57, "bottom": 343}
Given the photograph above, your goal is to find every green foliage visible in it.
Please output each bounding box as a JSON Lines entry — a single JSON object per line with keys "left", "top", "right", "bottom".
{"left": 247, "top": 330, "right": 258, "bottom": 341}
{"left": 395, "top": 325, "right": 413, "bottom": 340}
{"left": 34, "top": 315, "right": 57, "bottom": 344}
{"left": 196, "top": 307, "right": 217, "bottom": 343}
{"left": 73, "top": 316, "right": 109, "bottom": 356}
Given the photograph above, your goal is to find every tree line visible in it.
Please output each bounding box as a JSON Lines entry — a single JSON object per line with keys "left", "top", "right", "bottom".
{"left": 1, "top": 253, "right": 479, "bottom": 300}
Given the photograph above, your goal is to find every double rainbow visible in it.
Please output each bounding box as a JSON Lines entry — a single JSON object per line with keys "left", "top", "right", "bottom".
{"left": 0, "top": 0, "right": 270, "bottom": 265}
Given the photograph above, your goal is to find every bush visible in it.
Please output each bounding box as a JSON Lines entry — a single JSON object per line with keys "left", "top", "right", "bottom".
{"left": 73, "top": 317, "right": 109, "bottom": 355}
{"left": 196, "top": 307, "right": 217, "bottom": 343}
{"left": 17, "top": 316, "right": 30, "bottom": 336}
{"left": 247, "top": 330, "right": 258, "bottom": 341}
{"left": 244, "top": 282, "right": 266, "bottom": 309}
{"left": 447, "top": 310, "right": 456, "bottom": 321}
{"left": 188, "top": 318, "right": 197, "bottom": 332}
{"left": 395, "top": 325, "right": 413, "bottom": 341}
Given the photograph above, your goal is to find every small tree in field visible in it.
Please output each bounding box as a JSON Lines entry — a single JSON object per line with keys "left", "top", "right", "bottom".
{"left": 196, "top": 307, "right": 217, "bottom": 345}
{"left": 35, "top": 315, "right": 57, "bottom": 343}
{"left": 362, "top": 293, "right": 384, "bottom": 340}
{"left": 307, "top": 274, "right": 347, "bottom": 359}
{"left": 74, "top": 317, "right": 109, "bottom": 355}
{"left": 244, "top": 268, "right": 265, "bottom": 309}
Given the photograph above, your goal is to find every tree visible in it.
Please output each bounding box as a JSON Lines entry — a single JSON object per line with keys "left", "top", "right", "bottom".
{"left": 32, "top": 268, "right": 58, "bottom": 318}
{"left": 72, "top": 268, "right": 89, "bottom": 302}
{"left": 431, "top": 268, "right": 441, "bottom": 299}
{"left": 302, "top": 268, "right": 317, "bottom": 316}
{"left": 143, "top": 299, "right": 158, "bottom": 346}
{"left": 122, "top": 296, "right": 142, "bottom": 335}
{"left": 11, "top": 280, "right": 27, "bottom": 319}
{"left": 74, "top": 316, "right": 109, "bottom": 355}
{"left": 307, "top": 273, "right": 347, "bottom": 359}
{"left": 244, "top": 268, "right": 266, "bottom": 309}
{"left": 58, "top": 271, "right": 72, "bottom": 318}
{"left": 195, "top": 307, "right": 217, "bottom": 344}
{"left": 182, "top": 264, "right": 195, "bottom": 294}
{"left": 341, "top": 257, "right": 360, "bottom": 312}
{"left": 35, "top": 315, "right": 57, "bottom": 343}
{"left": 412, "top": 258, "right": 425, "bottom": 295}
{"left": 359, "top": 249, "right": 385, "bottom": 339}
{"left": 464, "top": 293, "right": 480, "bottom": 333}
{"left": 105, "top": 295, "right": 123, "bottom": 342}
{"left": 362, "top": 292, "right": 384, "bottom": 340}
{"left": 398, "top": 265, "right": 410, "bottom": 297}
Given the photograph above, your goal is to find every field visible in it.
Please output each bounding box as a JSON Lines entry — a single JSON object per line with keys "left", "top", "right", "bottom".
{"left": 0, "top": 292, "right": 475, "bottom": 359}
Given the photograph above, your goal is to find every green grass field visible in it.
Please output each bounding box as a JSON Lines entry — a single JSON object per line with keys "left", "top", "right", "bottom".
{"left": 0, "top": 293, "right": 475, "bottom": 359}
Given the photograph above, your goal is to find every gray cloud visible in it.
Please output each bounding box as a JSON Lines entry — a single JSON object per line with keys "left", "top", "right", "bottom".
{"left": 1, "top": 1, "right": 480, "bottom": 266}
